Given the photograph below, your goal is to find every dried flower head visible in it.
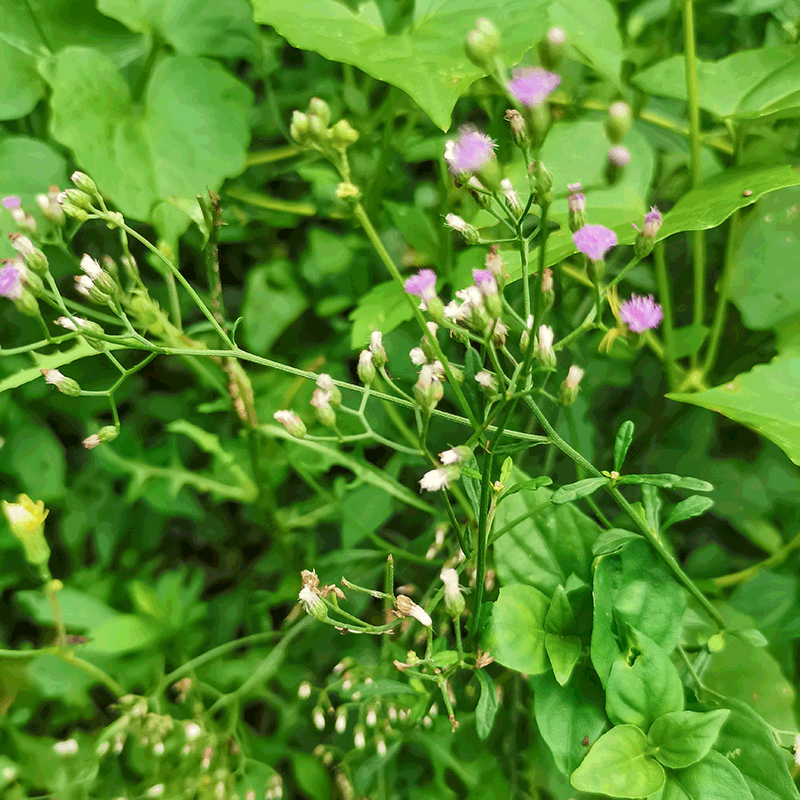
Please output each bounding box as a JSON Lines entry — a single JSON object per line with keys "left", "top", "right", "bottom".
{"left": 472, "top": 268, "right": 497, "bottom": 296}
{"left": 572, "top": 225, "right": 618, "bottom": 262}
{"left": 619, "top": 294, "right": 663, "bottom": 333}
{"left": 507, "top": 67, "right": 561, "bottom": 107}
{"left": 394, "top": 595, "right": 432, "bottom": 627}
{"left": 633, "top": 206, "right": 663, "bottom": 238}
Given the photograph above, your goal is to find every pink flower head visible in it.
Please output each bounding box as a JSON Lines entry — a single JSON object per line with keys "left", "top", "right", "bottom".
{"left": 444, "top": 127, "right": 496, "bottom": 176}
{"left": 507, "top": 68, "right": 561, "bottom": 107}
{"left": 472, "top": 268, "right": 497, "bottom": 295}
{"left": 608, "top": 146, "right": 631, "bottom": 167}
{"left": 2, "top": 196, "right": 21, "bottom": 210}
{"left": 619, "top": 294, "right": 663, "bottom": 333}
{"left": 632, "top": 206, "right": 662, "bottom": 238}
{"left": 404, "top": 269, "right": 437, "bottom": 302}
{"left": 572, "top": 225, "right": 617, "bottom": 262}
{"left": 0, "top": 263, "right": 23, "bottom": 300}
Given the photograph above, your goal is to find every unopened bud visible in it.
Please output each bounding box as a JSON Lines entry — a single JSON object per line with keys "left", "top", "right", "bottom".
{"left": 298, "top": 682, "right": 312, "bottom": 700}
{"left": 605, "top": 102, "right": 632, "bottom": 145}
{"left": 308, "top": 97, "right": 331, "bottom": 128}
{"left": 541, "top": 268, "right": 554, "bottom": 314}
{"left": 504, "top": 109, "right": 529, "bottom": 149}
{"left": 335, "top": 709, "right": 347, "bottom": 733}
{"left": 274, "top": 410, "right": 306, "bottom": 439}
{"left": 559, "top": 365, "right": 584, "bottom": 406}
{"left": 316, "top": 374, "right": 341, "bottom": 407}
{"left": 354, "top": 725, "right": 366, "bottom": 749}
{"left": 313, "top": 707, "right": 326, "bottom": 730}
{"left": 369, "top": 330, "right": 387, "bottom": 369}
{"left": 58, "top": 188, "right": 94, "bottom": 212}
{"left": 83, "top": 425, "right": 118, "bottom": 450}
{"left": 41, "top": 369, "right": 81, "bottom": 397}
{"left": 519, "top": 314, "right": 534, "bottom": 355}
{"left": 605, "top": 146, "right": 630, "bottom": 185}
{"left": 71, "top": 171, "right": 99, "bottom": 198}
{"left": 465, "top": 17, "right": 500, "bottom": 69}
{"left": 535, "top": 325, "right": 556, "bottom": 369}
{"left": 633, "top": 207, "right": 663, "bottom": 258}
{"left": 394, "top": 595, "right": 432, "bottom": 627}
{"left": 445, "top": 214, "right": 480, "bottom": 245}
{"left": 330, "top": 119, "right": 359, "bottom": 148}
{"left": 300, "top": 587, "right": 328, "bottom": 622}
{"left": 357, "top": 349, "right": 376, "bottom": 384}
{"left": 440, "top": 568, "right": 465, "bottom": 618}
{"left": 54, "top": 739, "right": 79, "bottom": 757}
{"left": 539, "top": 27, "right": 566, "bottom": 70}
{"left": 290, "top": 111, "right": 311, "bottom": 146}
{"left": 9, "top": 234, "right": 48, "bottom": 274}
{"left": 414, "top": 364, "right": 443, "bottom": 415}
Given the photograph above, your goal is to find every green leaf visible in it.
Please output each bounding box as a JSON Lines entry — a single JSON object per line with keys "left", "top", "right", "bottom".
{"left": 97, "top": 0, "right": 259, "bottom": 58}
{"left": 648, "top": 710, "right": 730, "bottom": 769}
{"left": 545, "top": 633, "right": 582, "bottom": 685}
{"left": 5, "top": 420, "right": 65, "bottom": 502}
{"left": 253, "top": 0, "right": 550, "bottom": 130}
{"left": 633, "top": 48, "right": 800, "bottom": 119}
{"left": 45, "top": 47, "right": 252, "bottom": 236}
{"left": 497, "top": 476, "right": 553, "bottom": 505}
{"left": 617, "top": 474, "right": 713, "bottom": 491}
{"left": 702, "top": 637, "right": 797, "bottom": 731}
{"left": 592, "top": 539, "right": 687, "bottom": 685}
{"left": 481, "top": 584, "right": 549, "bottom": 675}
{"left": 729, "top": 187, "right": 800, "bottom": 331}
{"left": 660, "top": 751, "right": 752, "bottom": 800}
{"left": 662, "top": 496, "right": 714, "bottom": 530}
{"left": 614, "top": 420, "right": 635, "bottom": 473}
{"left": 551, "top": 477, "right": 610, "bottom": 504}
{"left": 671, "top": 324, "right": 710, "bottom": 359}
{"left": 0, "top": 0, "right": 143, "bottom": 66}
{"left": 657, "top": 164, "right": 800, "bottom": 242}
{"left": 349, "top": 280, "right": 414, "bottom": 348}
{"left": 605, "top": 631, "right": 684, "bottom": 731}
{"left": 533, "top": 668, "right": 609, "bottom": 775}
{"left": 0, "top": 42, "right": 44, "bottom": 120}
{"left": 292, "top": 752, "right": 332, "bottom": 800}
{"left": 242, "top": 261, "right": 308, "bottom": 353}
{"left": 668, "top": 357, "right": 800, "bottom": 466}
{"left": 571, "top": 724, "right": 665, "bottom": 798}
{"left": 83, "top": 613, "right": 161, "bottom": 655}
{"left": 493, "top": 467, "right": 601, "bottom": 595}
{"left": 474, "top": 669, "right": 499, "bottom": 740}
{"left": 341, "top": 484, "right": 394, "bottom": 548}
{"left": 15, "top": 587, "right": 118, "bottom": 632}
{"left": 0, "top": 136, "right": 68, "bottom": 259}
{"left": 545, "top": 585, "right": 576, "bottom": 635}
{"left": 384, "top": 201, "right": 440, "bottom": 264}
{"left": 592, "top": 529, "right": 642, "bottom": 557}
{"left": 713, "top": 699, "right": 800, "bottom": 800}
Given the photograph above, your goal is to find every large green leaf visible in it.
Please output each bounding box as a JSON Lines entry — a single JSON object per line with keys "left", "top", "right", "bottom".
{"left": 0, "top": 0, "right": 143, "bottom": 66}
{"left": 533, "top": 668, "right": 609, "bottom": 775}
{"left": 349, "top": 280, "right": 414, "bottom": 348}
{"left": 493, "top": 467, "right": 600, "bottom": 595}
{"left": 252, "top": 0, "right": 549, "bottom": 131}
{"left": 668, "top": 357, "right": 800, "bottom": 466}
{"left": 713, "top": 699, "right": 800, "bottom": 800}
{"left": 658, "top": 751, "right": 752, "bottom": 800}
{"left": 591, "top": 539, "right": 687, "bottom": 685}
{"left": 481, "top": 584, "right": 550, "bottom": 675}
{"left": 648, "top": 710, "right": 730, "bottom": 769}
{"left": 98, "top": 0, "right": 259, "bottom": 58}
{"left": 605, "top": 631, "right": 684, "bottom": 731}
{"left": 0, "top": 42, "right": 43, "bottom": 120}
{"left": 702, "top": 637, "right": 797, "bottom": 731}
{"left": 571, "top": 724, "right": 665, "bottom": 798}
{"left": 633, "top": 47, "right": 800, "bottom": 119}
{"left": 729, "top": 186, "right": 800, "bottom": 330}
{"left": 44, "top": 47, "right": 252, "bottom": 237}
{"left": 0, "top": 136, "right": 67, "bottom": 259}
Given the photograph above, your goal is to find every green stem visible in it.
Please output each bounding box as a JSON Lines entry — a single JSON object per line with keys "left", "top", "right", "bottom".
{"left": 653, "top": 241, "right": 679, "bottom": 390}
{"left": 708, "top": 530, "right": 800, "bottom": 590}
{"left": 351, "top": 202, "right": 481, "bottom": 432}
{"left": 523, "top": 395, "right": 725, "bottom": 629}
{"left": 681, "top": 0, "right": 706, "bottom": 369}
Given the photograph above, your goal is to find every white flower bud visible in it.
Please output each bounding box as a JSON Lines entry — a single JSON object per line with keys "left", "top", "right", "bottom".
{"left": 335, "top": 709, "right": 347, "bottom": 733}
{"left": 184, "top": 721, "right": 202, "bottom": 741}
{"left": 298, "top": 682, "right": 312, "bottom": 700}
{"left": 273, "top": 410, "right": 306, "bottom": 439}
{"left": 313, "top": 707, "right": 326, "bottom": 731}
{"left": 54, "top": 739, "right": 79, "bottom": 756}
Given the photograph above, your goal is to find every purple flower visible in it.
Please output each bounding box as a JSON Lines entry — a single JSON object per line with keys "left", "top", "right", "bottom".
{"left": 572, "top": 225, "right": 618, "bottom": 262}
{"left": 636, "top": 206, "right": 662, "bottom": 238}
{"left": 0, "top": 263, "right": 23, "bottom": 300}
{"left": 507, "top": 68, "right": 561, "bottom": 107}
{"left": 404, "top": 269, "right": 437, "bottom": 302}
{"left": 472, "top": 268, "right": 497, "bottom": 295}
{"left": 2, "top": 196, "right": 21, "bottom": 210}
{"left": 444, "top": 127, "right": 496, "bottom": 176}
{"left": 619, "top": 294, "right": 663, "bottom": 333}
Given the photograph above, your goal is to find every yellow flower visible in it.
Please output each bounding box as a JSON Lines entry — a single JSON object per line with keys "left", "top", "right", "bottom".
{"left": 2, "top": 494, "right": 50, "bottom": 565}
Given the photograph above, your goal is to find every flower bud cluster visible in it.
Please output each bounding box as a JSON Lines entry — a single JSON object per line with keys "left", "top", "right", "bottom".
{"left": 290, "top": 97, "right": 359, "bottom": 154}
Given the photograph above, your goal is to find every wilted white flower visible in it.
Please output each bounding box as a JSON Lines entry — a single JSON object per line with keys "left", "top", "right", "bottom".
{"left": 54, "top": 739, "right": 79, "bottom": 756}
{"left": 419, "top": 467, "right": 451, "bottom": 492}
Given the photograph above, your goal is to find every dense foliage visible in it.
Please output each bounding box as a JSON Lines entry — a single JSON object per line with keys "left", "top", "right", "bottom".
{"left": 2, "top": 1, "right": 800, "bottom": 799}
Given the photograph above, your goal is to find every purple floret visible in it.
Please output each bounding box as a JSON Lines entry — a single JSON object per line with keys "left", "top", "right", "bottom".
{"left": 619, "top": 294, "right": 663, "bottom": 333}
{"left": 572, "top": 225, "right": 618, "bottom": 262}
{"left": 507, "top": 68, "right": 561, "bottom": 107}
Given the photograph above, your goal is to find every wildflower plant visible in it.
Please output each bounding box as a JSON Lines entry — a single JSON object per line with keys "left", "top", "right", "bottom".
{"left": 1, "top": 4, "right": 800, "bottom": 800}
